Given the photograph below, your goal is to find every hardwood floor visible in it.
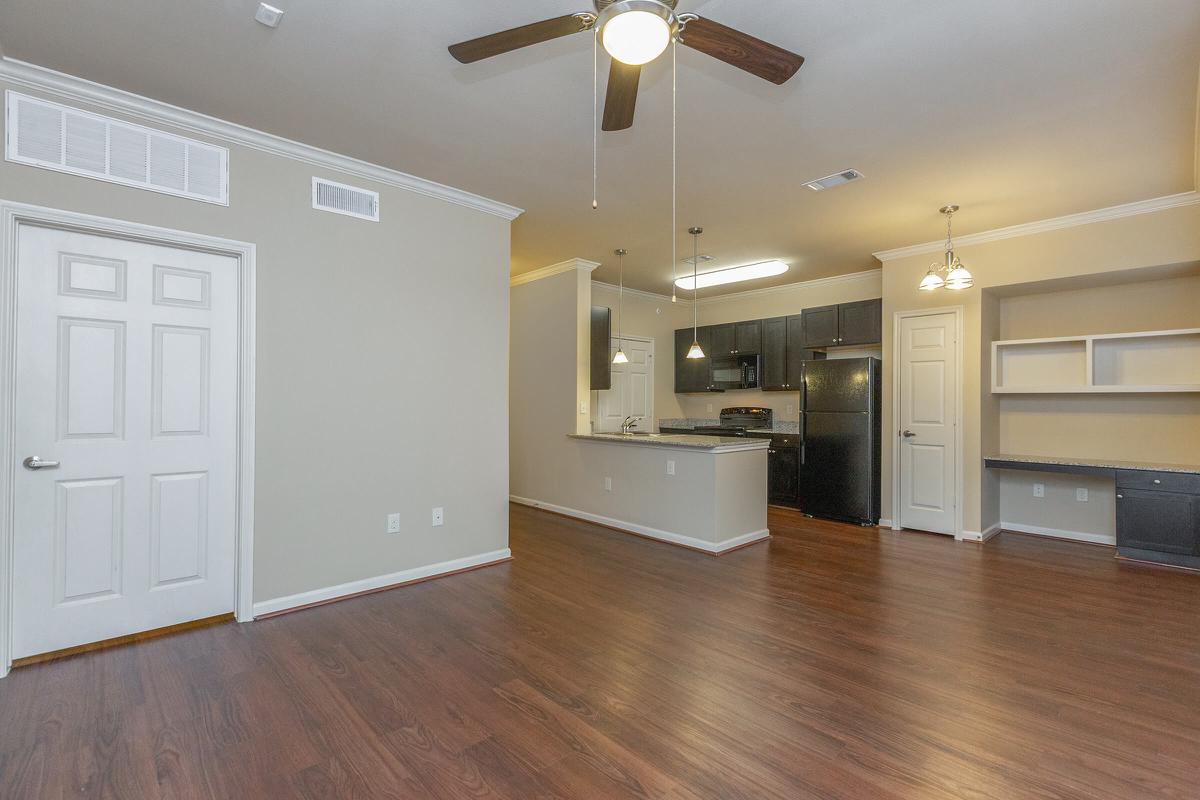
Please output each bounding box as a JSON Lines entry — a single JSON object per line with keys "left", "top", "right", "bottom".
{"left": 2, "top": 505, "right": 1198, "bottom": 799}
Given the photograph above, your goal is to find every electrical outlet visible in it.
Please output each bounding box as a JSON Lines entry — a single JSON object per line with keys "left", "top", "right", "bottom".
{"left": 431, "top": 507, "right": 444, "bottom": 527}
{"left": 667, "top": 460, "right": 675, "bottom": 476}
{"left": 1033, "top": 483, "right": 1045, "bottom": 498}
{"left": 707, "top": 403, "right": 713, "bottom": 413}
{"left": 386, "top": 513, "right": 400, "bottom": 533}
{"left": 604, "top": 476, "right": 612, "bottom": 492}
{"left": 1076, "top": 487, "right": 1089, "bottom": 502}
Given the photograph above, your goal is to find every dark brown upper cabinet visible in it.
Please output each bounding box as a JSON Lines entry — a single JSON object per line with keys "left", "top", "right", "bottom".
{"left": 800, "top": 305, "right": 839, "bottom": 348}
{"left": 801, "top": 298, "right": 882, "bottom": 348}
{"left": 763, "top": 314, "right": 818, "bottom": 391}
{"left": 709, "top": 320, "right": 762, "bottom": 356}
{"left": 590, "top": 306, "right": 611, "bottom": 390}
{"left": 837, "top": 298, "right": 883, "bottom": 346}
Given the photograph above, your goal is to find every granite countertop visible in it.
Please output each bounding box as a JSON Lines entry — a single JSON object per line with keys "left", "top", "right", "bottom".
{"left": 569, "top": 433, "right": 770, "bottom": 453}
{"left": 986, "top": 454, "right": 1200, "bottom": 475}
{"left": 657, "top": 418, "right": 800, "bottom": 435}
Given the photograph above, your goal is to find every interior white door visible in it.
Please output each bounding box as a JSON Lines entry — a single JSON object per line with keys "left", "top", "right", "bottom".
{"left": 595, "top": 338, "right": 654, "bottom": 432}
{"left": 898, "top": 312, "right": 958, "bottom": 535}
{"left": 12, "top": 225, "right": 238, "bottom": 658}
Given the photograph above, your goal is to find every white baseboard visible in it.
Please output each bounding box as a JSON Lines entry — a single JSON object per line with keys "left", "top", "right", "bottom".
{"left": 961, "top": 522, "right": 1003, "bottom": 543}
{"left": 878, "top": 518, "right": 898, "bottom": 530}
{"left": 252, "top": 548, "right": 512, "bottom": 617}
{"left": 1000, "top": 522, "right": 1115, "bottom": 546}
{"left": 510, "top": 495, "right": 769, "bottom": 554}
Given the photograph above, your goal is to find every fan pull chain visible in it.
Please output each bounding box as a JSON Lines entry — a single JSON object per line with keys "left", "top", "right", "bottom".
{"left": 671, "top": 37, "right": 677, "bottom": 302}
{"left": 592, "top": 29, "right": 598, "bottom": 210}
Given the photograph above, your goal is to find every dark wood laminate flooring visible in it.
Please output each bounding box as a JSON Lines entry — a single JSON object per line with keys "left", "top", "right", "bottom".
{"left": 2, "top": 505, "right": 1198, "bottom": 799}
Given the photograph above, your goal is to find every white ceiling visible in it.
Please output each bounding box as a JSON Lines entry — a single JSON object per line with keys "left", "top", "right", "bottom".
{"left": 1, "top": 0, "right": 1198, "bottom": 294}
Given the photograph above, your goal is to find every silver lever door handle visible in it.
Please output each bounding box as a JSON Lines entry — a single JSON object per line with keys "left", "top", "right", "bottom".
{"left": 901, "top": 430, "right": 916, "bottom": 438}
{"left": 22, "top": 456, "right": 60, "bottom": 470}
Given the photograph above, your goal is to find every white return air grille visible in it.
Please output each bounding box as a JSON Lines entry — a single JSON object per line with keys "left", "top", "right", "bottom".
{"left": 5, "top": 91, "right": 228, "bottom": 205}
{"left": 312, "top": 177, "right": 379, "bottom": 221}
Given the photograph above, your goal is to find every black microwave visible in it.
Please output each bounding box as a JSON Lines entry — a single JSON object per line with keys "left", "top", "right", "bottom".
{"left": 710, "top": 354, "right": 761, "bottom": 390}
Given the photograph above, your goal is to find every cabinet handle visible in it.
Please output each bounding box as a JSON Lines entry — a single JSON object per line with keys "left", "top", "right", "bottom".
{"left": 1153, "top": 479, "right": 1161, "bottom": 484}
{"left": 1116, "top": 494, "right": 1123, "bottom": 499}
{"left": 768, "top": 449, "right": 776, "bottom": 454}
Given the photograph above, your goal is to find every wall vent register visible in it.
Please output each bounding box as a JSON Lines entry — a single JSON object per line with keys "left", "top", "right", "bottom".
{"left": 5, "top": 91, "right": 229, "bottom": 205}
{"left": 311, "top": 177, "right": 380, "bottom": 221}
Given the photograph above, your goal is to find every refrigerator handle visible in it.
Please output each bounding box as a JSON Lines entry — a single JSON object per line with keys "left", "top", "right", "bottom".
{"left": 799, "top": 414, "right": 806, "bottom": 465}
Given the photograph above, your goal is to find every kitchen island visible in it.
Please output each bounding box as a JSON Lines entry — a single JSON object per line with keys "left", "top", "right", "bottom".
{"left": 510, "top": 433, "right": 769, "bottom": 554}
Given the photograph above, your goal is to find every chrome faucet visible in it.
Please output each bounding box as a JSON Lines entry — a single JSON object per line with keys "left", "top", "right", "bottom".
{"left": 621, "top": 415, "right": 644, "bottom": 434}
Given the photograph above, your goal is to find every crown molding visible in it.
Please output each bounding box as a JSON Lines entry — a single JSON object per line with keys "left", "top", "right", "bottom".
{"left": 0, "top": 58, "right": 524, "bottom": 221}
{"left": 873, "top": 191, "right": 1200, "bottom": 262}
{"left": 590, "top": 281, "right": 682, "bottom": 304}
{"left": 510, "top": 258, "right": 600, "bottom": 287}
{"left": 693, "top": 268, "right": 882, "bottom": 305}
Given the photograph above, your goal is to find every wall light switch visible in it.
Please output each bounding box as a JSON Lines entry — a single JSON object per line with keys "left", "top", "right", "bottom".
{"left": 386, "top": 513, "right": 401, "bottom": 533}
{"left": 431, "top": 507, "right": 444, "bottom": 527}
{"left": 707, "top": 403, "right": 713, "bottom": 413}
{"left": 580, "top": 401, "right": 588, "bottom": 415}
{"left": 786, "top": 404, "right": 794, "bottom": 414}
{"left": 667, "top": 460, "right": 675, "bottom": 476}
{"left": 1033, "top": 483, "right": 1045, "bottom": 498}
{"left": 604, "top": 476, "right": 612, "bottom": 492}
{"left": 1076, "top": 487, "right": 1089, "bottom": 502}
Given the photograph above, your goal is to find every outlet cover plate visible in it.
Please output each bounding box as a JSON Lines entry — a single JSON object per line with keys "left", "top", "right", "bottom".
{"left": 387, "top": 513, "right": 401, "bottom": 533}
{"left": 432, "top": 507, "right": 444, "bottom": 527}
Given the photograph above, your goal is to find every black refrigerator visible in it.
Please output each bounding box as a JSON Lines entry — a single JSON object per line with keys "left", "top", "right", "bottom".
{"left": 799, "top": 358, "right": 881, "bottom": 525}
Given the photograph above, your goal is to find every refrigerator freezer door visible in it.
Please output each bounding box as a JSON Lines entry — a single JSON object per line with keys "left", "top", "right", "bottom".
{"left": 802, "top": 359, "right": 874, "bottom": 413}
{"left": 799, "top": 411, "right": 875, "bottom": 523}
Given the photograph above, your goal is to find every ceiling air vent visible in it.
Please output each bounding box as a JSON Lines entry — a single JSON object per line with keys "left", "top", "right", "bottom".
{"left": 803, "top": 168, "right": 864, "bottom": 192}
{"left": 312, "top": 177, "right": 379, "bottom": 221}
{"left": 5, "top": 91, "right": 229, "bottom": 205}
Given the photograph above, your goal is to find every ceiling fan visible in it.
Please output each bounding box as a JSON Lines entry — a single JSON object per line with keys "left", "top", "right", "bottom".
{"left": 448, "top": 0, "right": 804, "bottom": 131}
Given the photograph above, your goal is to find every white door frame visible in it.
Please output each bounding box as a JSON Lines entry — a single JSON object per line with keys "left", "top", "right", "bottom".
{"left": 890, "top": 306, "right": 964, "bottom": 540}
{"left": 0, "top": 200, "right": 256, "bottom": 677}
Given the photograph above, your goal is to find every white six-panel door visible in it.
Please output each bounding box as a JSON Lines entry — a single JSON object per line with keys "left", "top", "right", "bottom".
{"left": 898, "top": 312, "right": 958, "bottom": 535}
{"left": 595, "top": 338, "right": 654, "bottom": 432}
{"left": 12, "top": 225, "right": 237, "bottom": 658}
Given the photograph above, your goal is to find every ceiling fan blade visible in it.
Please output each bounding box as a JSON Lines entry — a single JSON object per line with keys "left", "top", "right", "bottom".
{"left": 602, "top": 60, "right": 641, "bottom": 131}
{"left": 679, "top": 17, "right": 804, "bottom": 85}
{"left": 448, "top": 14, "right": 592, "bottom": 64}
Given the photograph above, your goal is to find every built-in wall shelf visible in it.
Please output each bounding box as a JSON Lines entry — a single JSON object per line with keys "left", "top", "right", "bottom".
{"left": 991, "top": 328, "right": 1200, "bottom": 393}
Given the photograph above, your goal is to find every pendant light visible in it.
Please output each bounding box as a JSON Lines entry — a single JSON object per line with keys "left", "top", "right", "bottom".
{"left": 685, "top": 226, "right": 705, "bottom": 359}
{"left": 612, "top": 248, "right": 629, "bottom": 364}
{"left": 919, "top": 205, "right": 974, "bottom": 291}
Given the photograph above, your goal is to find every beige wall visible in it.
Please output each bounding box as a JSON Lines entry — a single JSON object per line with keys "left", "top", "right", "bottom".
{"left": 880, "top": 201, "right": 1200, "bottom": 536}
{"left": 1, "top": 79, "right": 513, "bottom": 604}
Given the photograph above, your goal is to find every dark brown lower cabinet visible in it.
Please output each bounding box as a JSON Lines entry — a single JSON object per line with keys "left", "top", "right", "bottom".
{"left": 1116, "top": 471, "right": 1200, "bottom": 569}
{"left": 765, "top": 435, "right": 800, "bottom": 507}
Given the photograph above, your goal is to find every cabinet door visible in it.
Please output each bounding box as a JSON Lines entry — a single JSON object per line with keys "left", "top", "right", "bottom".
{"left": 590, "top": 306, "right": 611, "bottom": 390}
{"left": 801, "top": 305, "right": 839, "bottom": 348}
{"left": 734, "top": 320, "right": 762, "bottom": 354}
{"left": 1116, "top": 489, "right": 1200, "bottom": 555}
{"left": 837, "top": 298, "right": 882, "bottom": 346}
{"left": 675, "top": 327, "right": 712, "bottom": 393}
{"left": 767, "top": 446, "right": 800, "bottom": 506}
{"left": 710, "top": 324, "right": 735, "bottom": 356}
{"left": 784, "top": 314, "right": 808, "bottom": 390}
{"left": 760, "top": 317, "right": 788, "bottom": 390}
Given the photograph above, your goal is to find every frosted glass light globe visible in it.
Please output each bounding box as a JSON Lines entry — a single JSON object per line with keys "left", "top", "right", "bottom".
{"left": 603, "top": 10, "right": 671, "bottom": 65}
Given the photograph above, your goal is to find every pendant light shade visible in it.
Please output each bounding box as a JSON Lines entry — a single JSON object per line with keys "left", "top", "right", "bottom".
{"left": 685, "top": 226, "right": 705, "bottom": 359}
{"left": 919, "top": 205, "right": 975, "bottom": 292}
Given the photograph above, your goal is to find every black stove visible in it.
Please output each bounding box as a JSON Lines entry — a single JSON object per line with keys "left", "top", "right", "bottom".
{"left": 694, "top": 407, "right": 773, "bottom": 437}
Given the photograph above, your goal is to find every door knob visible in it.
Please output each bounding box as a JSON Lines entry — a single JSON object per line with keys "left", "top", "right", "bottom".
{"left": 901, "top": 430, "right": 916, "bottom": 438}
{"left": 22, "top": 456, "right": 61, "bottom": 470}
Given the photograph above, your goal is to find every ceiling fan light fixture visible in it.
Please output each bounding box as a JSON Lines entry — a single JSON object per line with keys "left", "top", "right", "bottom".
{"left": 598, "top": 1, "right": 676, "bottom": 66}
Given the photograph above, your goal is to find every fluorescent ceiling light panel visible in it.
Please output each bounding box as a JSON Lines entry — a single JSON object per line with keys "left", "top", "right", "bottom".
{"left": 675, "top": 260, "right": 789, "bottom": 290}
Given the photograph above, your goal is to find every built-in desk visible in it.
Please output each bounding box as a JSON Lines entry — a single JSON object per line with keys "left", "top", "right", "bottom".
{"left": 985, "top": 455, "right": 1200, "bottom": 571}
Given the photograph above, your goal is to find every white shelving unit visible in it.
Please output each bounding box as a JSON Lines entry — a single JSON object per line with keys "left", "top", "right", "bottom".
{"left": 991, "top": 328, "right": 1200, "bottom": 393}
